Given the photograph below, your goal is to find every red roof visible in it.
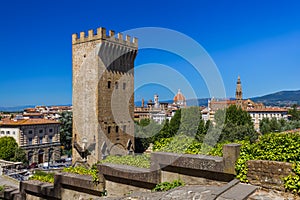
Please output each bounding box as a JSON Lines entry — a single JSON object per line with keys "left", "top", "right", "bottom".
{"left": 173, "top": 89, "right": 186, "bottom": 102}
{"left": 0, "top": 118, "right": 60, "bottom": 126}
{"left": 247, "top": 108, "right": 288, "bottom": 112}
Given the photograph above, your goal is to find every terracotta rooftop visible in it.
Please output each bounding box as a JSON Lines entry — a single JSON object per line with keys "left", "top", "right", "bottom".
{"left": 210, "top": 100, "right": 236, "bottom": 105}
{"left": 0, "top": 118, "right": 60, "bottom": 126}
{"left": 173, "top": 89, "right": 186, "bottom": 102}
{"left": 246, "top": 108, "right": 288, "bottom": 112}
{"left": 23, "top": 113, "right": 44, "bottom": 116}
{"left": 285, "top": 128, "right": 300, "bottom": 133}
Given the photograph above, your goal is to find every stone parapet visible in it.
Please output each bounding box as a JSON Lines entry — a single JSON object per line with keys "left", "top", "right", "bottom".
{"left": 72, "top": 27, "right": 138, "bottom": 48}
{"left": 98, "top": 163, "right": 160, "bottom": 187}
{"left": 150, "top": 151, "right": 224, "bottom": 172}
{"left": 247, "top": 160, "right": 294, "bottom": 191}
{"left": 17, "top": 173, "right": 105, "bottom": 200}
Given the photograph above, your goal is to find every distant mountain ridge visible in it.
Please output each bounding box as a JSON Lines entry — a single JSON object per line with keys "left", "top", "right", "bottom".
{"left": 0, "top": 105, "right": 35, "bottom": 112}
{"left": 134, "top": 90, "right": 300, "bottom": 107}
{"left": 251, "top": 90, "right": 300, "bottom": 106}
{"left": 0, "top": 104, "right": 72, "bottom": 112}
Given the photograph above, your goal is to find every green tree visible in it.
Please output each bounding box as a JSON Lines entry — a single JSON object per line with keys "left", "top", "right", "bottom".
{"left": 288, "top": 104, "right": 300, "bottom": 121}
{"left": 260, "top": 117, "right": 300, "bottom": 134}
{"left": 154, "top": 119, "right": 171, "bottom": 141}
{"left": 59, "top": 111, "right": 73, "bottom": 153}
{"left": 134, "top": 119, "right": 162, "bottom": 153}
{"left": 11, "top": 147, "right": 28, "bottom": 164}
{"left": 0, "top": 137, "right": 27, "bottom": 163}
{"left": 0, "top": 136, "right": 18, "bottom": 160}
{"left": 139, "top": 118, "right": 150, "bottom": 126}
{"left": 215, "top": 105, "right": 258, "bottom": 142}
{"left": 259, "top": 118, "right": 271, "bottom": 134}
{"left": 169, "top": 109, "right": 181, "bottom": 136}
{"left": 177, "top": 107, "right": 201, "bottom": 137}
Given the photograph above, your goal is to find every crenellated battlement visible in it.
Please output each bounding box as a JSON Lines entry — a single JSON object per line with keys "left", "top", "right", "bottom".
{"left": 72, "top": 27, "right": 138, "bottom": 47}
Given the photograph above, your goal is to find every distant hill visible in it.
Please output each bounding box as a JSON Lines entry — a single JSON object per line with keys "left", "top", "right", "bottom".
{"left": 0, "top": 104, "right": 72, "bottom": 112}
{"left": 134, "top": 98, "right": 210, "bottom": 107}
{"left": 0, "top": 105, "right": 35, "bottom": 112}
{"left": 134, "top": 90, "right": 300, "bottom": 108}
{"left": 251, "top": 90, "right": 300, "bottom": 106}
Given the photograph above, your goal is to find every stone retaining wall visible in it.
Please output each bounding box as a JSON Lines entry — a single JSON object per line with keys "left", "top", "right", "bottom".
{"left": 98, "top": 143, "right": 241, "bottom": 196}
{"left": 247, "top": 160, "right": 294, "bottom": 191}
{"left": 1, "top": 143, "right": 242, "bottom": 199}
{"left": 1, "top": 173, "right": 105, "bottom": 200}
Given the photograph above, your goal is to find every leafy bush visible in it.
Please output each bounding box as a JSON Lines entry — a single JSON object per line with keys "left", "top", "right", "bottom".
{"left": 153, "top": 180, "right": 185, "bottom": 192}
{"left": 100, "top": 154, "right": 150, "bottom": 169}
{"left": 29, "top": 171, "right": 55, "bottom": 183}
{"left": 153, "top": 134, "right": 227, "bottom": 156}
{"left": 153, "top": 135, "right": 195, "bottom": 153}
{"left": 63, "top": 166, "right": 99, "bottom": 183}
{"left": 234, "top": 132, "right": 300, "bottom": 183}
{"left": 284, "top": 162, "right": 300, "bottom": 194}
{"left": 0, "top": 185, "right": 4, "bottom": 192}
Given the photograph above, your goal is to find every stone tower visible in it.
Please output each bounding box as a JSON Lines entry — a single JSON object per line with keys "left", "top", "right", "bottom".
{"left": 72, "top": 27, "right": 138, "bottom": 165}
{"left": 235, "top": 76, "right": 243, "bottom": 107}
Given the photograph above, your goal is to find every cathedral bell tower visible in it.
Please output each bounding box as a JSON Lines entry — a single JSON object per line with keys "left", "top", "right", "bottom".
{"left": 235, "top": 76, "right": 243, "bottom": 107}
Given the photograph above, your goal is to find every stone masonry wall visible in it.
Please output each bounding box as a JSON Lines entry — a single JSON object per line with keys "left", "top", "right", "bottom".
{"left": 247, "top": 160, "right": 294, "bottom": 191}
{"left": 72, "top": 27, "right": 137, "bottom": 165}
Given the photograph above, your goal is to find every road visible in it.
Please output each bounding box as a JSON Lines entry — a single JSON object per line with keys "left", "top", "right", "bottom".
{"left": 0, "top": 175, "right": 19, "bottom": 189}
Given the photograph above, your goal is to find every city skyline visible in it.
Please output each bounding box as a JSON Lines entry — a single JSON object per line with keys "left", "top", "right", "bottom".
{"left": 0, "top": 0, "right": 299, "bottom": 106}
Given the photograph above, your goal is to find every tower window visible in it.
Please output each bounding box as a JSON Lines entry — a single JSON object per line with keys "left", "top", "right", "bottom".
{"left": 108, "top": 81, "right": 111, "bottom": 89}
{"left": 116, "top": 126, "right": 119, "bottom": 133}
{"left": 115, "top": 82, "right": 118, "bottom": 89}
{"left": 123, "top": 125, "right": 126, "bottom": 133}
{"left": 108, "top": 126, "right": 111, "bottom": 134}
{"left": 123, "top": 83, "right": 126, "bottom": 90}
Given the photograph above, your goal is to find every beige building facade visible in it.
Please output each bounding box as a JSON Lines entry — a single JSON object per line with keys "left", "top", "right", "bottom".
{"left": 0, "top": 118, "right": 61, "bottom": 164}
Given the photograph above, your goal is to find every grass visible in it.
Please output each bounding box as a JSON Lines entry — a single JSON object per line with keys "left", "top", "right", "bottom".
{"left": 100, "top": 154, "right": 151, "bottom": 168}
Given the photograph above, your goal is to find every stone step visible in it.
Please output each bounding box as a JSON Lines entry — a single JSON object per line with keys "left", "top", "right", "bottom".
{"left": 217, "top": 183, "right": 257, "bottom": 200}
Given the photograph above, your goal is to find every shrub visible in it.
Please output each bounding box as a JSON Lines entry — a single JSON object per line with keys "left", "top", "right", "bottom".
{"left": 63, "top": 166, "right": 99, "bottom": 183}
{"left": 152, "top": 180, "right": 185, "bottom": 192}
{"left": 284, "top": 162, "right": 300, "bottom": 194}
{"left": 234, "top": 132, "right": 300, "bottom": 183}
{"left": 29, "top": 171, "right": 54, "bottom": 183}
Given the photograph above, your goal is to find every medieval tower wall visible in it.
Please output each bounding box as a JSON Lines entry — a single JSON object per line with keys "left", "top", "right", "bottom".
{"left": 72, "top": 27, "right": 137, "bottom": 165}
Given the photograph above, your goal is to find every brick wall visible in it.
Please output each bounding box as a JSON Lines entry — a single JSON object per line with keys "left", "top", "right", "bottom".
{"left": 247, "top": 160, "right": 294, "bottom": 191}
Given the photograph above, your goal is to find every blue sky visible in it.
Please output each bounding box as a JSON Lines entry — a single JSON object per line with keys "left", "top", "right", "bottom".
{"left": 0, "top": 0, "right": 299, "bottom": 106}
